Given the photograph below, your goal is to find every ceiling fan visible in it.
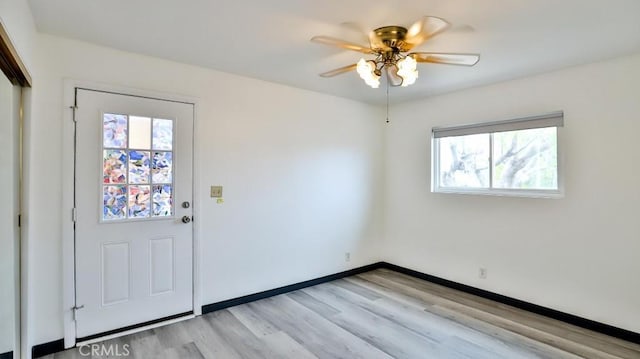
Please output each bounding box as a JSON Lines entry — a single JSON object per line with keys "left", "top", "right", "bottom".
{"left": 311, "top": 16, "right": 480, "bottom": 88}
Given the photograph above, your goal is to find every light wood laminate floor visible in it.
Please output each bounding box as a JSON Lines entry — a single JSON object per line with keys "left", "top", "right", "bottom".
{"left": 45, "top": 268, "right": 640, "bottom": 358}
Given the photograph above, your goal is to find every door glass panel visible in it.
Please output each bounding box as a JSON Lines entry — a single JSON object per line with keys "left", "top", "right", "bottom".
{"left": 128, "top": 150, "right": 150, "bottom": 184}
{"left": 153, "top": 119, "right": 173, "bottom": 150}
{"left": 103, "top": 185, "right": 127, "bottom": 220}
{"left": 152, "top": 151, "right": 172, "bottom": 183}
{"left": 103, "top": 113, "right": 127, "bottom": 148}
{"left": 128, "top": 185, "right": 151, "bottom": 218}
{"left": 101, "top": 113, "right": 174, "bottom": 221}
{"left": 152, "top": 185, "right": 173, "bottom": 217}
{"left": 103, "top": 150, "right": 127, "bottom": 183}
{"left": 129, "top": 116, "right": 151, "bottom": 149}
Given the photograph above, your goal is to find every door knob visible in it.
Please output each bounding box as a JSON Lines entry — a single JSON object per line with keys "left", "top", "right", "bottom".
{"left": 181, "top": 216, "right": 191, "bottom": 224}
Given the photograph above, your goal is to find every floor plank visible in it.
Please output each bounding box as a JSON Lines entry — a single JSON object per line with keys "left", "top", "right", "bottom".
{"left": 247, "top": 295, "right": 393, "bottom": 359}
{"left": 301, "top": 283, "right": 442, "bottom": 358}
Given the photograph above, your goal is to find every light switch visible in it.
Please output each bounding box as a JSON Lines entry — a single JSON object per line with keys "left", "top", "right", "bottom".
{"left": 210, "top": 186, "right": 223, "bottom": 198}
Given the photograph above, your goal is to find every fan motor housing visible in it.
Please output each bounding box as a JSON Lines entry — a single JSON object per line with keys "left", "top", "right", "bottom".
{"left": 372, "top": 26, "right": 410, "bottom": 52}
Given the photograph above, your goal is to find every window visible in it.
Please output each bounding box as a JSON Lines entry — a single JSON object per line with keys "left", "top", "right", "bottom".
{"left": 102, "top": 113, "right": 175, "bottom": 221}
{"left": 432, "top": 112, "right": 563, "bottom": 197}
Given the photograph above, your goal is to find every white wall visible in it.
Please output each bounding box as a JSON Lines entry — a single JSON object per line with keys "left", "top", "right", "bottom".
{"left": 382, "top": 53, "right": 640, "bottom": 333}
{"left": 28, "top": 34, "right": 384, "bottom": 345}
{"left": 0, "top": 0, "right": 36, "bottom": 73}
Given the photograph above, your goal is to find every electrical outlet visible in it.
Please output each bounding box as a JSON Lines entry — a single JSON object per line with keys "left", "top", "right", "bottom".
{"left": 345, "top": 252, "right": 351, "bottom": 262}
{"left": 479, "top": 267, "right": 487, "bottom": 279}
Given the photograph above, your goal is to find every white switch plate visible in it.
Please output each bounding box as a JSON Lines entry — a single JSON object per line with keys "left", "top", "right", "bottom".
{"left": 210, "top": 186, "right": 223, "bottom": 198}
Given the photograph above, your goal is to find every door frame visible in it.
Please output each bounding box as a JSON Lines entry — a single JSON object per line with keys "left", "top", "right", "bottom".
{"left": 0, "top": 19, "right": 32, "bottom": 359}
{"left": 61, "top": 80, "right": 202, "bottom": 348}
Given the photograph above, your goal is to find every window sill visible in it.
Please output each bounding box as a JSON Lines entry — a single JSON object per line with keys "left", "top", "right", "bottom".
{"left": 433, "top": 187, "right": 564, "bottom": 199}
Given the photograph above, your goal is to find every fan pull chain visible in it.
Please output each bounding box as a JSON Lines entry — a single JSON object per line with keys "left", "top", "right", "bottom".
{"left": 386, "top": 78, "right": 390, "bottom": 124}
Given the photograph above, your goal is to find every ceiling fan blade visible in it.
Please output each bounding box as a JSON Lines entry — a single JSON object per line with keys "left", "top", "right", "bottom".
{"left": 385, "top": 65, "right": 403, "bottom": 86}
{"left": 319, "top": 64, "right": 358, "bottom": 78}
{"left": 410, "top": 52, "right": 480, "bottom": 66}
{"left": 311, "top": 36, "right": 374, "bottom": 54}
{"left": 339, "top": 21, "right": 370, "bottom": 43}
{"left": 449, "top": 24, "right": 475, "bottom": 33}
{"left": 404, "top": 16, "right": 450, "bottom": 49}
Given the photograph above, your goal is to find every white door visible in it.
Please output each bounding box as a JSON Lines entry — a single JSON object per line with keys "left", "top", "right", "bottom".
{"left": 74, "top": 89, "right": 194, "bottom": 339}
{"left": 0, "top": 65, "right": 20, "bottom": 358}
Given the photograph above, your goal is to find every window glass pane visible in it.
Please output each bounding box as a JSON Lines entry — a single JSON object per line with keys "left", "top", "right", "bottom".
{"left": 492, "top": 127, "right": 557, "bottom": 190}
{"left": 129, "top": 116, "right": 151, "bottom": 149}
{"left": 129, "top": 185, "right": 151, "bottom": 218}
{"left": 103, "top": 113, "right": 127, "bottom": 148}
{"left": 438, "top": 134, "right": 490, "bottom": 188}
{"left": 152, "top": 185, "right": 173, "bottom": 217}
{"left": 103, "top": 150, "right": 127, "bottom": 184}
{"left": 152, "top": 151, "right": 173, "bottom": 183}
{"left": 128, "top": 150, "right": 150, "bottom": 184}
{"left": 103, "top": 185, "right": 127, "bottom": 220}
{"left": 153, "top": 119, "right": 173, "bottom": 150}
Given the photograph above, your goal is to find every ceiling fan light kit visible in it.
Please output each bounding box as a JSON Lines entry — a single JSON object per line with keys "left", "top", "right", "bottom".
{"left": 312, "top": 16, "right": 480, "bottom": 89}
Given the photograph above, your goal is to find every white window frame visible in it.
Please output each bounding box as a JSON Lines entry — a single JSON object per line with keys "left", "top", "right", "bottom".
{"left": 431, "top": 112, "right": 564, "bottom": 198}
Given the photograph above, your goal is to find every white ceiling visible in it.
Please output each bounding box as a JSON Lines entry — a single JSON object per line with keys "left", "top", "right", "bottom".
{"left": 27, "top": 0, "right": 640, "bottom": 104}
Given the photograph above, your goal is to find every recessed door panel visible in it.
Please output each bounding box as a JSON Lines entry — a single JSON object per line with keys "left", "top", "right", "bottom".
{"left": 150, "top": 237, "right": 174, "bottom": 295}
{"left": 101, "top": 242, "right": 130, "bottom": 306}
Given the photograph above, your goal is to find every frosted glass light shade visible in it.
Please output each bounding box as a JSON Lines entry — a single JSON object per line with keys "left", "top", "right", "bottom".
{"left": 356, "top": 58, "right": 380, "bottom": 88}
{"left": 397, "top": 57, "right": 419, "bottom": 87}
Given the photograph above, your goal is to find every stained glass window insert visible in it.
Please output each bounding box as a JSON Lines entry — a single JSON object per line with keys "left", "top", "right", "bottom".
{"left": 152, "top": 152, "right": 172, "bottom": 183}
{"left": 128, "top": 150, "right": 150, "bottom": 184}
{"left": 129, "top": 185, "right": 151, "bottom": 218}
{"left": 103, "top": 150, "right": 127, "bottom": 184}
{"left": 152, "top": 185, "right": 173, "bottom": 217}
{"left": 103, "top": 185, "right": 127, "bottom": 220}
{"left": 153, "top": 119, "right": 173, "bottom": 150}
{"left": 102, "top": 113, "right": 175, "bottom": 221}
{"left": 103, "top": 114, "right": 127, "bottom": 148}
